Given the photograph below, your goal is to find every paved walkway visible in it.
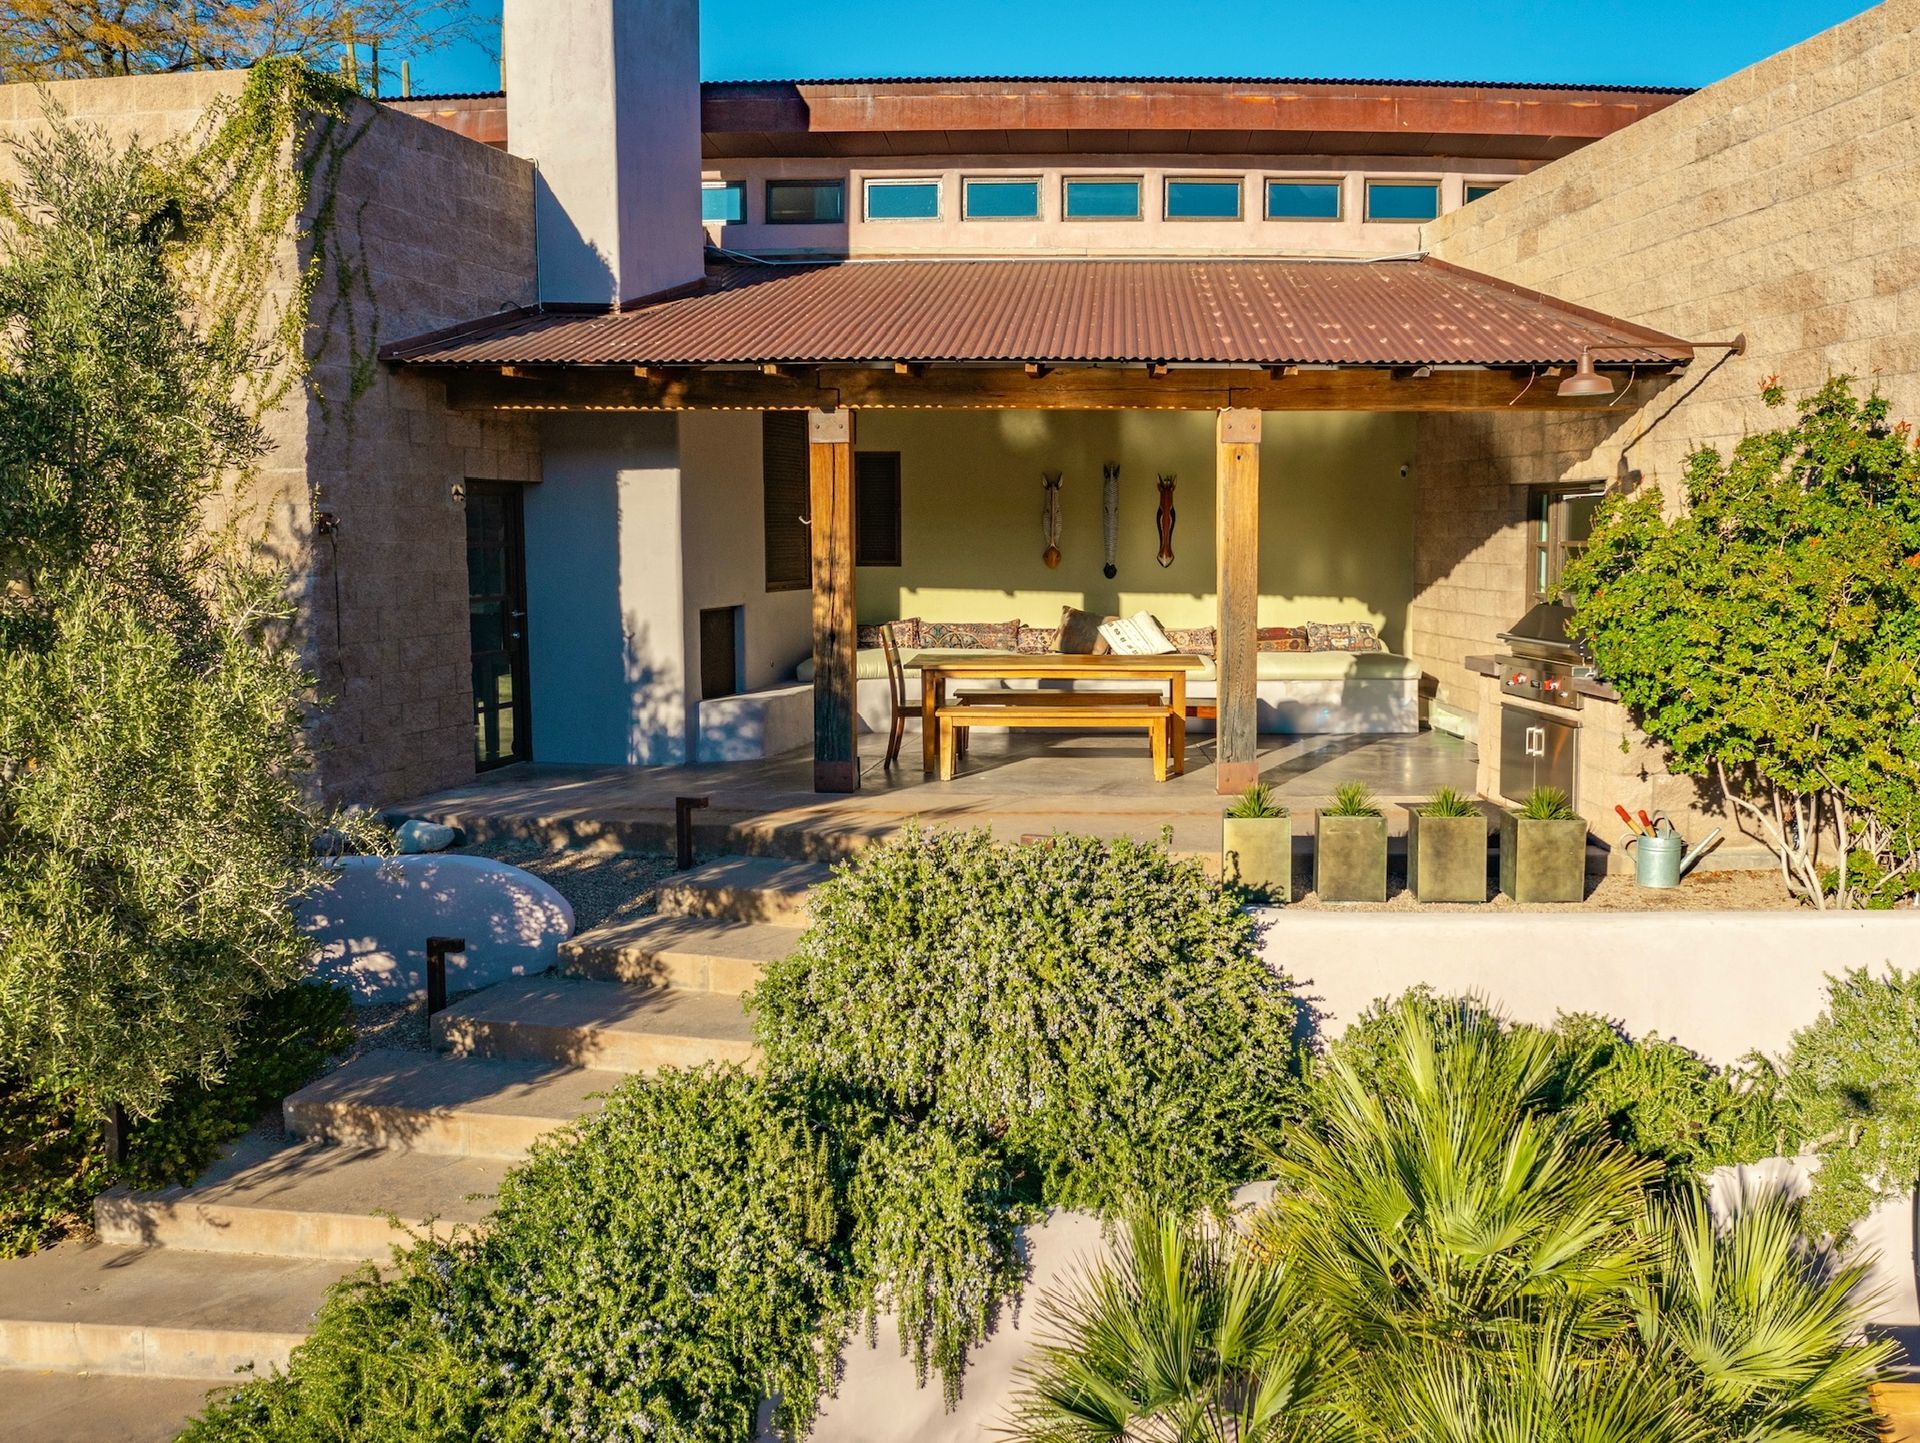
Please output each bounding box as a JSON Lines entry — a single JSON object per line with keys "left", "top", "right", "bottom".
{"left": 402, "top": 730, "right": 1478, "bottom": 860}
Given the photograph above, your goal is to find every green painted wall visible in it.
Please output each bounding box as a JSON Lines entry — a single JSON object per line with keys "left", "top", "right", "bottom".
{"left": 854, "top": 409, "right": 1419, "bottom": 649}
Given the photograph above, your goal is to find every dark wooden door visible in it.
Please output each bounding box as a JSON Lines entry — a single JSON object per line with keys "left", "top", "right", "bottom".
{"left": 466, "top": 481, "right": 531, "bottom": 770}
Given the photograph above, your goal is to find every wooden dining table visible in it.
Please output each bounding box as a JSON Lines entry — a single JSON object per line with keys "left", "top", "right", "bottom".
{"left": 909, "top": 651, "right": 1208, "bottom": 775}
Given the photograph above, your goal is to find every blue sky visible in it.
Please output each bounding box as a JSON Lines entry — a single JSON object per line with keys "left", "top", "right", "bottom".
{"left": 402, "top": 0, "right": 1879, "bottom": 95}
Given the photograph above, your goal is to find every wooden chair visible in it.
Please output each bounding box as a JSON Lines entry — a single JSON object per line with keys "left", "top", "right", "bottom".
{"left": 879, "top": 623, "right": 911, "bottom": 769}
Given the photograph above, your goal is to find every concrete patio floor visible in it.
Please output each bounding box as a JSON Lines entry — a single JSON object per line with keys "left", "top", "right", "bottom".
{"left": 402, "top": 728, "right": 1478, "bottom": 860}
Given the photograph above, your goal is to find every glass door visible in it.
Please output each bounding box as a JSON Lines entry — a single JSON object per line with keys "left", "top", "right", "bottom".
{"left": 466, "top": 481, "right": 531, "bottom": 769}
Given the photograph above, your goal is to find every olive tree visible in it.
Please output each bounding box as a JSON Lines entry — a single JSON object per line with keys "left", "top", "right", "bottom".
{"left": 1560, "top": 377, "right": 1920, "bottom": 907}
{"left": 0, "top": 77, "right": 355, "bottom": 1123}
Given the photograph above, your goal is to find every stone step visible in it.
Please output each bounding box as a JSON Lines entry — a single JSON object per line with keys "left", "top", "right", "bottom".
{"left": 94, "top": 1133, "right": 509, "bottom": 1260}
{"left": 559, "top": 912, "right": 802, "bottom": 991}
{"left": 0, "top": 1243, "right": 345, "bottom": 1379}
{"left": 405, "top": 804, "right": 876, "bottom": 864}
{"left": 432, "top": 975, "right": 757, "bottom": 1072}
{"left": 283, "top": 1048, "right": 612, "bottom": 1159}
{"left": 654, "top": 856, "right": 832, "bottom": 924}
{"left": 8, "top": 1371, "right": 224, "bottom": 1441}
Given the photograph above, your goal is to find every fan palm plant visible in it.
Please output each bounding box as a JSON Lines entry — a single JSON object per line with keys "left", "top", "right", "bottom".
{"left": 1008, "top": 1210, "right": 1338, "bottom": 1443}
{"left": 1633, "top": 1186, "right": 1895, "bottom": 1442}
{"left": 1253, "top": 994, "right": 1659, "bottom": 1354}
{"left": 1362, "top": 1322, "right": 1702, "bottom": 1443}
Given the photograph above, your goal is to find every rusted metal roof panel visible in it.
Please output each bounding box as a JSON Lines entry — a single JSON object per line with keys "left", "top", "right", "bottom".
{"left": 381, "top": 257, "right": 1693, "bottom": 370}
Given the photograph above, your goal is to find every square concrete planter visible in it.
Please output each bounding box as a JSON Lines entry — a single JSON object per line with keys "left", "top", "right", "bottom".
{"left": 1406, "top": 807, "right": 1490, "bottom": 903}
{"left": 1222, "top": 815, "right": 1292, "bottom": 904}
{"left": 1315, "top": 813, "right": 1388, "bottom": 903}
{"left": 1497, "top": 811, "right": 1591, "bottom": 903}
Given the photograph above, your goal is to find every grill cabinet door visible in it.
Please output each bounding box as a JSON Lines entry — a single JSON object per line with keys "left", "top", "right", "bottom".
{"left": 1498, "top": 705, "right": 1578, "bottom": 802}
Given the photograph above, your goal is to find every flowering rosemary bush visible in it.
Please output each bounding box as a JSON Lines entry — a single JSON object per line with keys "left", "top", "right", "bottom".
{"left": 752, "top": 827, "right": 1304, "bottom": 1213}
{"left": 189, "top": 1068, "right": 850, "bottom": 1443}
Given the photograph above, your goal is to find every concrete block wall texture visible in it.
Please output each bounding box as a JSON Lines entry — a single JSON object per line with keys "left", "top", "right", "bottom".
{"left": 1409, "top": 0, "right": 1920, "bottom": 838}
{"left": 299, "top": 97, "right": 539, "bottom": 805}
{"left": 0, "top": 73, "right": 541, "bottom": 806}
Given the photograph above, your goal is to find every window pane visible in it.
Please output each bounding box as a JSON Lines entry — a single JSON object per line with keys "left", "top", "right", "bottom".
{"left": 1165, "top": 179, "right": 1239, "bottom": 219}
{"left": 766, "top": 180, "right": 844, "bottom": 224}
{"left": 1063, "top": 179, "right": 1141, "bottom": 220}
{"left": 1561, "top": 492, "right": 1603, "bottom": 545}
{"left": 865, "top": 179, "right": 939, "bottom": 220}
{"left": 701, "top": 182, "right": 744, "bottom": 223}
{"left": 1366, "top": 181, "right": 1440, "bottom": 221}
{"left": 1265, "top": 181, "right": 1341, "bottom": 220}
{"left": 964, "top": 179, "right": 1040, "bottom": 219}
{"left": 1465, "top": 183, "right": 1504, "bottom": 204}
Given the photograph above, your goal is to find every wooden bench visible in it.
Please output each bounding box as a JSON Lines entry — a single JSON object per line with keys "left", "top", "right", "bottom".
{"left": 948, "top": 688, "right": 1168, "bottom": 758}
{"left": 935, "top": 703, "right": 1178, "bottom": 781}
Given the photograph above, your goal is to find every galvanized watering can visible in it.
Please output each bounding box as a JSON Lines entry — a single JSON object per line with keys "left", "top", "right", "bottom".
{"left": 1623, "top": 827, "right": 1722, "bottom": 888}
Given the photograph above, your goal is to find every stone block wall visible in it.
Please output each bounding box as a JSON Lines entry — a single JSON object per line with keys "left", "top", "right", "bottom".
{"left": 1408, "top": 0, "right": 1920, "bottom": 842}
{"left": 0, "top": 73, "right": 541, "bottom": 807}
{"left": 299, "top": 98, "right": 539, "bottom": 805}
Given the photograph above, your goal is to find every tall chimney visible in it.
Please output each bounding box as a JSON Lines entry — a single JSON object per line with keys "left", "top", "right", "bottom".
{"left": 502, "top": 0, "right": 704, "bottom": 306}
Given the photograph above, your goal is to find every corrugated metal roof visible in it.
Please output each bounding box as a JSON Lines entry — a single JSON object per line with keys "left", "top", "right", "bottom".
{"left": 701, "top": 75, "right": 1692, "bottom": 95}
{"left": 381, "top": 257, "right": 1693, "bottom": 370}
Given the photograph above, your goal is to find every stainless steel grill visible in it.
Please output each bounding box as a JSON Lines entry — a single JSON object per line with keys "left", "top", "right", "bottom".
{"left": 1494, "top": 601, "right": 1585, "bottom": 712}
{"left": 1494, "top": 602, "right": 1586, "bottom": 803}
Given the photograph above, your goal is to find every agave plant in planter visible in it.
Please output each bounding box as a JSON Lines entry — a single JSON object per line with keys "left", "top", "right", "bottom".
{"left": 1498, "top": 786, "right": 1590, "bottom": 903}
{"left": 1221, "top": 782, "right": 1291, "bottom": 903}
{"left": 1315, "top": 782, "right": 1387, "bottom": 903}
{"left": 1406, "top": 787, "right": 1490, "bottom": 903}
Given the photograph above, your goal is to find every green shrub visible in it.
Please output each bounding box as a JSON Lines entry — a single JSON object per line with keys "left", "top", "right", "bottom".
{"left": 750, "top": 828, "right": 1303, "bottom": 1213}
{"left": 1783, "top": 966, "right": 1920, "bottom": 1235}
{"left": 1224, "top": 781, "right": 1287, "bottom": 819}
{"left": 1322, "top": 782, "right": 1380, "bottom": 818}
{"left": 1, "top": 981, "right": 349, "bottom": 1257}
{"left": 1560, "top": 377, "right": 1920, "bottom": 907}
{"left": 845, "top": 1117, "right": 1027, "bottom": 1404}
{"left": 190, "top": 1068, "right": 853, "bottom": 1443}
{"left": 1318, "top": 990, "right": 1784, "bottom": 1186}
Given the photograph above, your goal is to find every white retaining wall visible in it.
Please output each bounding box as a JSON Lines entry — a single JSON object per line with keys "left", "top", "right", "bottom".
{"left": 1258, "top": 909, "right": 1918, "bottom": 1066}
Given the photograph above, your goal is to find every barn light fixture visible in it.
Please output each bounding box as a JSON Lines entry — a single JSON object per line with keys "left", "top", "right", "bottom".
{"left": 1557, "top": 348, "right": 1614, "bottom": 397}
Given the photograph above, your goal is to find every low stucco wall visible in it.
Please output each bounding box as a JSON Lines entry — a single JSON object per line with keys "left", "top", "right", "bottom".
{"left": 1259, "top": 908, "right": 1915, "bottom": 1065}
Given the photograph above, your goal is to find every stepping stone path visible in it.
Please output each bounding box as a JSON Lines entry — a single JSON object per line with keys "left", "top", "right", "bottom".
{"left": 0, "top": 855, "right": 829, "bottom": 1442}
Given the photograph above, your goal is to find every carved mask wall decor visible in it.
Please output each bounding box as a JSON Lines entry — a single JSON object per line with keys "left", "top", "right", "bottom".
{"left": 1101, "top": 463, "right": 1120, "bottom": 579}
{"left": 1041, "top": 470, "right": 1063, "bottom": 568}
{"left": 1155, "top": 475, "right": 1177, "bottom": 568}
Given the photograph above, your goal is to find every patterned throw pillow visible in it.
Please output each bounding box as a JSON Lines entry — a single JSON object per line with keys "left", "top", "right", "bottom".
{"left": 1058, "top": 605, "right": 1117, "bottom": 655}
{"left": 1257, "top": 626, "right": 1310, "bottom": 653}
{"left": 856, "top": 618, "right": 921, "bottom": 650}
{"left": 1017, "top": 624, "right": 1058, "bottom": 654}
{"left": 921, "top": 619, "right": 1021, "bottom": 651}
{"left": 1162, "top": 626, "right": 1216, "bottom": 658}
{"left": 1305, "top": 620, "right": 1385, "bottom": 653}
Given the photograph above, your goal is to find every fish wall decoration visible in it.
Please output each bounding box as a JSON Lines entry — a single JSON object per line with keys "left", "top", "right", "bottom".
{"left": 1156, "top": 475, "right": 1177, "bottom": 568}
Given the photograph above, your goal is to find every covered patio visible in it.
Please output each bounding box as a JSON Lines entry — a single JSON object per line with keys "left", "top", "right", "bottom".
{"left": 385, "top": 254, "right": 1698, "bottom": 797}
{"left": 401, "top": 726, "right": 1478, "bottom": 860}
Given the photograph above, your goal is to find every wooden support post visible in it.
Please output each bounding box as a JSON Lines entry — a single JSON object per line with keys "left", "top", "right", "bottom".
{"left": 1215, "top": 408, "right": 1261, "bottom": 794}
{"left": 809, "top": 408, "right": 859, "bottom": 792}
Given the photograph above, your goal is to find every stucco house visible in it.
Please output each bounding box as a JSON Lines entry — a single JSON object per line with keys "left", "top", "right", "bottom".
{"left": 4, "top": 0, "right": 1915, "bottom": 844}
